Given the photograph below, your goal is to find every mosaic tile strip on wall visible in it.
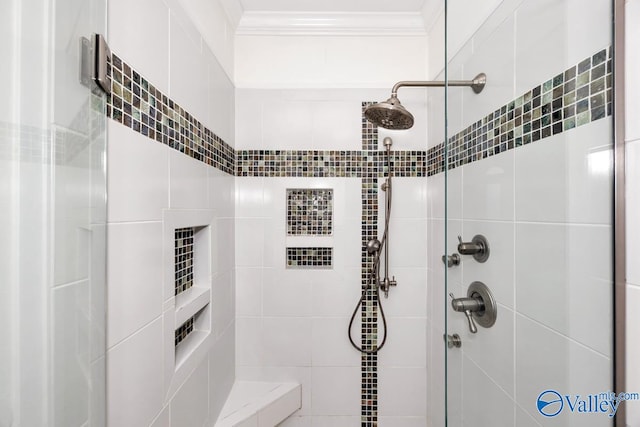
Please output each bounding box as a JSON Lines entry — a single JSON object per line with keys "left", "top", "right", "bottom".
{"left": 285, "top": 247, "right": 333, "bottom": 269}
{"left": 236, "top": 150, "right": 426, "bottom": 178}
{"left": 286, "top": 189, "right": 333, "bottom": 235}
{"left": 360, "top": 102, "right": 378, "bottom": 426}
{"left": 175, "top": 227, "right": 194, "bottom": 296}
{"left": 174, "top": 316, "right": 195, "bottom": 347}
{"left": 106, "top": 54, "right": 235, "bottom": 175}
{"left": 428, "top": 47, "right": 613, "bottom": 176}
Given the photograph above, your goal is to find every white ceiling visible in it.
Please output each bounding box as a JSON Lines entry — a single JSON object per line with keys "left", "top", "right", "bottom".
{"left": 238, "top": 0, "right": 428, "bottom": 13}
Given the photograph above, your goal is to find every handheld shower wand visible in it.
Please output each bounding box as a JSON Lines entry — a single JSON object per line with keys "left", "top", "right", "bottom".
{"left": 348, "top": 137, "right": 396, "bottom": 354}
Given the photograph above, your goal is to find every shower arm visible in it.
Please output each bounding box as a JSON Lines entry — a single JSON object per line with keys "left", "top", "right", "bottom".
{"left": 390, "top": 73, "right": 487, "bottom": 97}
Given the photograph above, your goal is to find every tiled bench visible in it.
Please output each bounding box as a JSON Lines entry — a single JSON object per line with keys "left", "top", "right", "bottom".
{"left": 214, "top": 381, "right": 301, "bottom": 427}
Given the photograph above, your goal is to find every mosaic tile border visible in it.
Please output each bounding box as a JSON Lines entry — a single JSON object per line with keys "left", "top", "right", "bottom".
{"left": 286, "top": 189, "right": 333, "bottom": 236}
{"left": 174, "top": 316, "right": 195, "bottom": 347}
{"left": 175, "top": 227, "right": 195, "bottom": 296}
{"left": 360, "top": 102, "right": 378, "bottom": 426}
{"left": 106, "top": 54, "right": 235, "bottom": 175}
{"left": 285, "top": 247, "right": 333, "bottom": 269}
{"left": 428, "top": 47, "right": 613, "bottom": 176}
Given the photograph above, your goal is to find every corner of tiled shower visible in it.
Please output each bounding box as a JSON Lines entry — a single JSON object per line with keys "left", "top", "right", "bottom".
{"left": 102, "top": 0, "right": 631, "bottom": 426}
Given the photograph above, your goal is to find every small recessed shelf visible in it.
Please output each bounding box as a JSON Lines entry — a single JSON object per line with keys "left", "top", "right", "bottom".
{"left": 175, "top": 286, "right": 210, "bottom": 328}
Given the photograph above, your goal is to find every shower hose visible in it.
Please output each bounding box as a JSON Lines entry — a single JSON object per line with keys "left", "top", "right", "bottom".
{"left": 347, "top": 176, "right": 391, "bottom": 354}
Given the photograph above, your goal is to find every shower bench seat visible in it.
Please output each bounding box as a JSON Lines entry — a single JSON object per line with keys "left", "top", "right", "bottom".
{"left": 214, "top": 381, "right": 301, "bottom": 427}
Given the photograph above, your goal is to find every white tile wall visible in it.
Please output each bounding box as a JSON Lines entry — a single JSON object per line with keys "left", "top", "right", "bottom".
{"left": 108, "top": 0, "right": 170, "bottom": 94}
{"left": 106, "top": 0, "right": 236, "bottom": 424}
{"left": 107, "top": 222, "right": 163, "bottom": 347}
{"left": 234, "top": 35, "right": 428, "bottom": 89}
{"left": 628, "top": 2, "right": 640, "bottom": 426}
{"left": 425, "top": 0, "right": 617, "bottom": 425}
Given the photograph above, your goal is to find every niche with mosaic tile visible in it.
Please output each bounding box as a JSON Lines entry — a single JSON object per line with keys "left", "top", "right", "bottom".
{"left": 286, "top": 188, "right": 333, "bottom": 236}
{"left": 163, "top": 210, "right": 215, "bottom": 376}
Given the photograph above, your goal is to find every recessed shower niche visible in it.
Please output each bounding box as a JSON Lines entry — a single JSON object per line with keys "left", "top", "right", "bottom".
{"left": 162, "top": 210, "right": 216, "bottom": 395}
{"left": 285, "top": 188, "right": 334, "bottom": 269}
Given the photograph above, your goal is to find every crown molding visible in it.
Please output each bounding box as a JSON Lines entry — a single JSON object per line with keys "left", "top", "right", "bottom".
{"left": 236, "top": 11, "right": 428, "bottom": 36}
{"left": 218, "top": 0, "right": 244, "bottom": 29}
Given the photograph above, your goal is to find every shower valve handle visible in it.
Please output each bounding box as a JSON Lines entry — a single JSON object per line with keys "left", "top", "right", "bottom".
{"left": 449, "top": 292, "right": 483, "bottom": 334}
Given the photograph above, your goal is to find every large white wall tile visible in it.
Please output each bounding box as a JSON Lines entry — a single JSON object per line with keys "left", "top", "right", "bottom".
{"left": 626, "top": 140, "right": 640, "bottom": 286}
{"left": 210, "top": 324, "right": 236, "bottom": 422}
{"left": 236, "top": 268, "right": 263, "bottom": 317}
{"left": 169, "top": 14, "right": 208, "bottom": 124}
{"left": 311, "top": 268, "right": 363, "bottom": 317}
{"left": 311, "top": 317, "right": 360, "bottom": 367}
{"left": 515, "top": 118, "right": 613, "bottom": 224}
{"left": 461, "top": 357, "right": 514, "bottom": 426}
{"left": 262, "top": 269, "right": 312, "bottom": 317}
{"left": 235, "top": 35, "right": 428, "bottom": 89}
{"left": 627, "top": 284, "right": 640, "bottom": 426}
{"left": 107, "top": 122, "right": 169, "bottom": 222}
{"left": 377, "top": 317, "right": 427, "bottom": 368}
{"left": 515, "top": 314, "right": 612, "bottom": 423}
{"left": 235, "top": 218, "right": 264, "bottom": 267}
{"left": 311, "top": 367, "right": 360, "bottom": 416}
{"left": 168, "top": 149, "right": 210, "bottom": 210}
{"left": 236, "top": 317, "right": 263, "bottom": 367}
{"left": 515, "top": 223, "right": 612, "bottom": 356}
{"left": 262, "top": 317, "right": 312, "bottom": 367}
{"left": 107, "top": 318, "right": 164, "bottom": 427}
{"left": 52, "top": 281, "right": 90, "bottom": 427}
{"left": 461, "top": 304, "right": 515, "bottom": 396}
{"left": 108, "top": 0, "right": 169, "bottom": 94}
{"left": 171, "top": 359, "right": 209, "bottom": 427}
{"left": 462, "top": 150, "right": 515, "bottom": 221}
{"left": 378, "top": 367, "right": 427, "bottom": 417}
{"left": 107, "top": 222, "right": 163, "bottom": 347}
{"left": 626, "top": 0, "right": 640, "bottom": 142}
{"left": 462, "top": 15, "right": 516, "bottom": 125}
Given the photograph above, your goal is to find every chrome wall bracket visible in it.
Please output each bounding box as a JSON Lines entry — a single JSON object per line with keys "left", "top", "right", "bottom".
{"left": 80, "top": 34, "right": 111, "bottom": 95}
{"left": 457, "top": 234, "right": 490, "bottom": 263}
{"left": 450, "top": 281, "right": 497, "bottom": 334}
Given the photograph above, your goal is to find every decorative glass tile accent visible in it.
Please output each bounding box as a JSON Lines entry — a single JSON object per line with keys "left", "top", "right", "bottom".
{"left": 362, "top": 102, "right": 379, "bottom": 151}
{"left": 235, "top": 150, "right": 426, "bottom": 178}
{"left": 175, "top": 228, "right": 194, "bottom": 296}
{"left": 106, "top": 54, "right": 235, "bottom": 175}
{"left": 286, "top": 189, "right": 333, "bottom": 235}
{"left": 360, "top": 105, "right": 378, "bottom": 426}
{"left": 286, "top": 247, "right": 333, "bottom": 269}
{"left": 427, "top": 47, "right": 614, "bottom": 176}
{"left": 174, "top": 316, "right": 194, "bottom": 347}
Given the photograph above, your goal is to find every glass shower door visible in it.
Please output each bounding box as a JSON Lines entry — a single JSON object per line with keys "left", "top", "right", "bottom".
{"left": 442, "top": 0, "right": 615, "bottom": 426}
{"left": 0, "top": 0, "right": 107, "bottom": 425}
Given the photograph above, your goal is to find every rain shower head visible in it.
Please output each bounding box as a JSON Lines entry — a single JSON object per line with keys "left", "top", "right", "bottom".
{"left": 365, "top": 73, "right": 487, "bottom": 130}
{"left": 364, "top": 95, "right": 415, "bottom": 130}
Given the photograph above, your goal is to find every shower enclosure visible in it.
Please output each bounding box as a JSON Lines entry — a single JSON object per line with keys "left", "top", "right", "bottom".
{"left": 428, "top": 0, "right": 618, "bottom": 426}
{"left": 0, "top": 0, "right": 107, "bottom": 425}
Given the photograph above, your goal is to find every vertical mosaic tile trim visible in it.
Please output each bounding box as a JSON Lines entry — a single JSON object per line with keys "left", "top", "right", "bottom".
{"left": 427, "top": 47, "right": 614, "bottom": 176}
{"left": 361, "top": 102, "right": 378, "bottom": 426}
{"left": 106, "top": 53, "right": 235, "bottom": 175}
{"left": 175, "top": 227, "right": 194, "bottom": 296}
{"left": 285, "top": 247, "right": 333, "bottom": 269}
{"left": 174, "top": 316, "right": 195, "bottom": 347}
{"left": 286, "top": 189, "right": 333, "bottom": 235}
{"left": 362, "top": 102, "right": 379, "bottom": 151}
